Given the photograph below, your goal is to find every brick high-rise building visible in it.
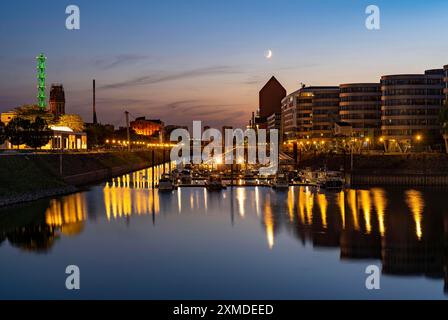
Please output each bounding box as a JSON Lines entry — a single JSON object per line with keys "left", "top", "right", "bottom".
{"left": 49, "top": 84, "right": 65, "bottom": 117}
{"left": 259, "top": 76, "right": 287, "bottom": 119}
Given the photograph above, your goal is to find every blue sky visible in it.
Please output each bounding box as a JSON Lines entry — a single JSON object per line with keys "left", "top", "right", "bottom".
{"left": 1, "top": 0, "right": 447, "bottom": 128}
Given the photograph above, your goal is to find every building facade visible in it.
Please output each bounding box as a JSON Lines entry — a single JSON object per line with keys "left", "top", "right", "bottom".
{"left": 49, "top": 84, "right": 65, "bottom": 117}
{"left": 299, "top": 87, "right": 340, "bottom": 141}
{"left": 280, "top": 90, "right": 299, "bottom": 141}
{"left": 267, "top": 113, "right": 281, "bottom": 132}
{"left": 381, "top": 69, "right": 445, "bottom": 151}
{"left": 130, "top": 117, "right": 164, "bottom": 137}
{"left": 2, "top": 126, "right": 87, "bottom": 150}
{"left": 259, "top": 76, "right": 287, "bottom": 119}
{"left": 339, "top": 83, "right": 382, "bottom": 140}
{"left": 281, "top": 86, "right": 340, "bottom": 142}
{"left": 47, "top": 126, "right": 87, "bottom": 150}
{"left": 444, "top": 65, "right": 448, "bottom": 102}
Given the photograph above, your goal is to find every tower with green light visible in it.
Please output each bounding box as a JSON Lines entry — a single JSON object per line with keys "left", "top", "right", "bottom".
{"left": 36, "top": 53, "right": 47, "bottom": 110}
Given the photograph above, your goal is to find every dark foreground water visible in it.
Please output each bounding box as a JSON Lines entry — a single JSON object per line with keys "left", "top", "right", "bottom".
{"left": 1, "top": 167, "right": 448, "bottom": 300}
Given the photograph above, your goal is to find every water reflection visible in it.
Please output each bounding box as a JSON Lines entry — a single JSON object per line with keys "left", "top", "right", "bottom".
{"left": 0, "top": 193, "right": 89, "bottom": 253}
{"left": 103, "top": 180, "right": 160, "bottom": 220}
{"left": 1, "top": 165, "right": 448, "bottom": 295}
{"left": 406, "top": 190, "right": 424, "bottom": 241}
{"left": 45, "top": 193, "right": 87, "bottom": 236}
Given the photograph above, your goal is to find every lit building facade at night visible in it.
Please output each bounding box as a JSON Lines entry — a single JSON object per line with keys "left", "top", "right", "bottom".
{"left": 280, "top": 89, "right": 299, "bottom": 141}
{"left": 281, "top": 86, "right": 340, "bottom": 142}
{"left": 308, "top": 87, "right": 341, "bottom": 140}
{"left": 130, "top": 117, "right": 164, "bottom": 138}
{"left": 267, "top": 113, "right": 281, "bottom": 132}
{"left": 2, "top": 126, "right": 87, "bottom": 150}
{"left": 339, "top": 83, "right": 381, "bottom": 140}
{"left": 381, "top": 69, "right": 445, "bottom": 151}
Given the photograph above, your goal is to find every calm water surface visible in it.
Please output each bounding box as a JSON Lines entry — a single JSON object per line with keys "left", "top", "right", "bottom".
{"left": 1, "top": 166, "right": 448, "bottom": 299}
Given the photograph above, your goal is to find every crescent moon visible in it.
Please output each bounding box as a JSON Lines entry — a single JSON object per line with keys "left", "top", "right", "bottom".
{"left": 265, "top": 50, "right": 273, "bottom": 59}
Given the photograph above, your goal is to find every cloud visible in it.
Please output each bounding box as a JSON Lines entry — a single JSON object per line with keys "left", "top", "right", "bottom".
{"left": 147, "top": 99, "right": 249, "bottom": 128}
{"left": 93, "top": 54, "right": 151, "bottom": 70}
{"left": 101, "top": 65, "right": 242, "bottom": 90}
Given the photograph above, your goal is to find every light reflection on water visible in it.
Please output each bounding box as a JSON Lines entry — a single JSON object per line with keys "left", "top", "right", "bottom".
{"left": 1, "top": 166, "right": 448, "bottom": 299}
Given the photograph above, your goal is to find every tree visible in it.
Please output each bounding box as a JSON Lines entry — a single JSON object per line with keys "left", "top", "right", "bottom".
{"left": 0, "top": 121, "right": 6, "bottom": 145}
{"left": 14, "top": 105, "right": 56, "bottom": 124}
{"left": 24, "top": 117, "right": 52, "bottom": 149}
{"left": 5, "top": 117, "right": 30, "bottom": 148}
{"left": 85, "top": 123, "right": 114, "bottom": 148}
{"left": 55, "top": 114, "right": 85, "bottom": 132}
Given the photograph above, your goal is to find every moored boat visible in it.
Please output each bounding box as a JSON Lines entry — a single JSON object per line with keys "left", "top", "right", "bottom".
{"left": 158, "top": 174, "right": 175, "bottom": 191}
{"left": 205, "top": 174, "right": 225, "bottom": 191}
{"left": 272, "top": 173, "right": 290, "bottom": 190}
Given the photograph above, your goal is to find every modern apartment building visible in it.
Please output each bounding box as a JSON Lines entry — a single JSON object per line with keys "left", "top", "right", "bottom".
{"left": 281, "top": 86, "right": 340, "bottom": 142}
{"left": 444, "top": 65, "right": 448, "bottom": 101}
{"left": 302, "top": 87, "right": 340, "bottom": 140}
{"left": 267, "top": 113, "right": 281, "bottom": 132}
{"left": 339, "top": 83, "right": 381, "bottom": 139}
{"left": 381, "top": 69, "right": 445, "bottom": 151}
{"left": 280, "top": 90, "right": 299, "bottom": 141}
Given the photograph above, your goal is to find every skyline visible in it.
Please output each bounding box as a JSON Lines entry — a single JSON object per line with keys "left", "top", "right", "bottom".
{"left": 1, "top": 0, "right": 448, "bottom": 128}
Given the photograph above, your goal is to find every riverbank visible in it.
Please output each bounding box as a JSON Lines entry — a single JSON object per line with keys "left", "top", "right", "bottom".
{"left": 297, "top": 153, "right": 448, "bottom": 186}
{"left": 0, "top": 150, "right": 166, "bottom": 207}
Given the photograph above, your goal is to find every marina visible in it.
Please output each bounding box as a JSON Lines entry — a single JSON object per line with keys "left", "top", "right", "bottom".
{"left": 146, "top": 162, "right": 346, "bottom": 191}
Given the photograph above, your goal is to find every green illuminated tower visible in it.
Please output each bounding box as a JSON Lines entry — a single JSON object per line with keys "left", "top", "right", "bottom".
{"left": 36, "top": 53, "right": 47, "bottom": 110}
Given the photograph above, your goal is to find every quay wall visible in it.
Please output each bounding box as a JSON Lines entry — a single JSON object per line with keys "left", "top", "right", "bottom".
{"left": 297, "top": 153, "right": 448, "bottom": 186}
{"left": 0, "top": 150, "right": 167, "bottom": 207}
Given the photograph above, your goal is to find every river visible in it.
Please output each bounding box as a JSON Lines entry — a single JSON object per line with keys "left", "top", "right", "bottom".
{"left": 0, "top": 165, "right": 447, "bottom": 299}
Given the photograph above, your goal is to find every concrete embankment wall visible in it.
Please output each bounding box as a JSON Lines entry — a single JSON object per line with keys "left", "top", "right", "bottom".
{"left": 297, "top": 153, "right": 448, "bottom": 186}
{"left": 0, "top": 150, "right": 166, "bottom": 207}
{"left": 351, "top": 173, "right": 448, "bottom": 187}
{"left": 60, "top": 151, "right": 167, "bottom": 186}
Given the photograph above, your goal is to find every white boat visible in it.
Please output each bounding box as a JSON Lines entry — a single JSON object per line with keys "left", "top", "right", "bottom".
{"left": 317, "top": 171, "right": 345, "bottom": 190}
{"left": 158, "top": 174, "right": 174, "bottom": 191}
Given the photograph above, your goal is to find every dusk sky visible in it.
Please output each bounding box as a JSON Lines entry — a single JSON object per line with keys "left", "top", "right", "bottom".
{"left": 1, "top": 0, "right": 447, "bottom": 128}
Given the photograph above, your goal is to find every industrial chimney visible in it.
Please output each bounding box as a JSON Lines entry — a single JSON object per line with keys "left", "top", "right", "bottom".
{"left": 93, "top": 79, "right": 98, "bottom": 124}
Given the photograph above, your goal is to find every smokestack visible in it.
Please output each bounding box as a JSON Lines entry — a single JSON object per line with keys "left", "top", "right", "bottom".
{"left": 93, "top": 79, "right": 98, "bottom": 124}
